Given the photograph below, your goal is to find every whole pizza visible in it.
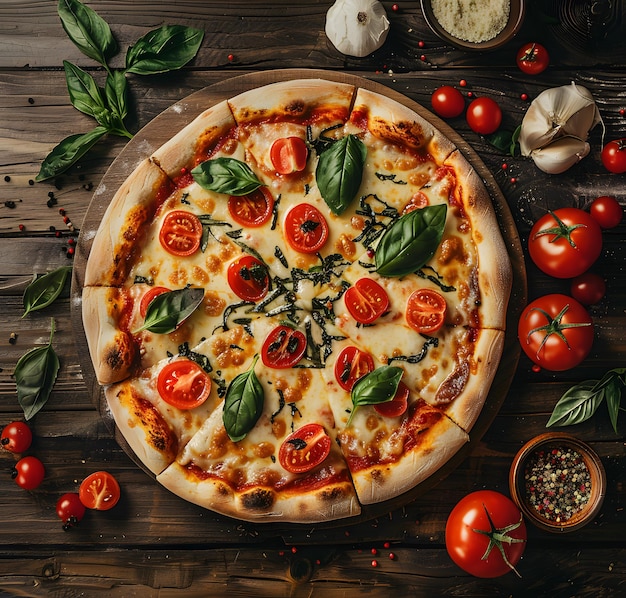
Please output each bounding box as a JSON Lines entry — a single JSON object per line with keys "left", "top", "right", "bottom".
{"left": 81, "top": 78, "right": 512, "bottom": 523}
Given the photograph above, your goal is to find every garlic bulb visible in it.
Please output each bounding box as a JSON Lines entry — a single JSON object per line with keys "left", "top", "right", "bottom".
{"left": 519, "top": 82, "right": 603, "bottom": 174}
{"left": 325, "top": 0, "right": 390, "bottom": 58}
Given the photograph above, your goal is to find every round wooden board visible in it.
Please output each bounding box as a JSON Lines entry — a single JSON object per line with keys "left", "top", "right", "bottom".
{"left": 71, "top": 69, "right": 527, "bottom": 526}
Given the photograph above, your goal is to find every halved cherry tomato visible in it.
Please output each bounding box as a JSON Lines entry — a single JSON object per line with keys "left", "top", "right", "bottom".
{"left": 228, "top": 187, "right": 274, "bottom": 227}
{"left": 79, "top": 471, "right": 121, "bottom": 511}
{"left": 157, "top": 360, "right": 212, "bottom": 410}
{"left": 12, "top": 455, "right": 45, "bottom": 490}
{"left": 516, "top": 42, "right": 549, "bottom": 75}
{"left": 261, "top": 325, "right": 307, "bottom": 369}
{"left": 374, "top": 381, "right": 410, "bottom": 418}
{"left": 139, "top": 286, "right": 170, "bottom": 318}
{"left": 159, "top": 210, "right": 202, "bottom": 256}
{"left": 334, "top": 345, "right": 375, "bottom": 391}
{"left": 279, "top": 423, "right": 332, "bottom": 473}
{"left": 1, "top": 421, "right": 32, "bottom": 453}
{"left": 270, "top": 137, "right": 308, "bottom": 174}
{"left": 227, "top": 255, "right": 269, "bottom": 302}
{"left": 406, "top": 289, "right": 447, "bottom": 334}
{"left": 284, "top": 203, "right": 329, "bottom": 254}
{"left": 344, "top": 278, "right": 389, "bottom": 324}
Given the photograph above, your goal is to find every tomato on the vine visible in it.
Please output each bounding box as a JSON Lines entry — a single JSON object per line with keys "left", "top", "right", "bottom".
{"left": 601, "top": 139, "right": 626, "bottom": 174}
{"left": 334, "top": 345, "right": 375, "bottom": 391}
{"left": 157, "top": 360, "right": 212, "bottom": 410}
{"left": 431, "top": 86, "right": 465, "bottom": 119}
{"left": 590, "top": 195, "right": 623, "bottom": 229}
{"left": 1, "top": 421, "right": 32, "bottom": 453}
{"left": 344, "top": 278, "right": 389, "bottom": 324}
{"left": 12, "top": 455, "right": 45, "bottom": 490}
{"left": 570, "top": 272, "right": 606, "bottom": 306}
{"left": 159, "top": 210, "right": 202, "bottom": 256}
{"left": 261, "top": 325, "right": 307, "bottom": 369}
{"left": 528, "top": 208, "right": 602, "bottom": 278}
{"left": 516, "top": 42, "right": 549, "bottom": 75}
{"left": 228, "top": 187, "right": 274, "bottom": 227}
{"left": 56, "top": 493, "right": 86, "bottom": 531}
{"left": 284, "top": 203, "right": 329, "bottom": 254}
{"left": 466, "top": 97, "right": 502, "bottom": 135}
{"left": 518, "top": 293, "right": 594, "bottom": 371}
{"left": 79, "top": 471, "right": 121, "bottom": 510}
{"left": 270, "top": 137, "right": 308, "bottom": 174}
{"left": 278, "top": 423, "right": 331, "bottom": 473}
{"left": 446, "top": 490, "right": 526, "bottom": 578}
{"left": 227, "top": 255, "right": 269, "bottom": 302}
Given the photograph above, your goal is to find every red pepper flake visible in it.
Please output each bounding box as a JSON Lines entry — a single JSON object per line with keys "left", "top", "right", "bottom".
{"left": 418, "top": 40, "right": 425, "bottom": 49}
{"left": 501, "top": 163, "right": 508, "bottom": 170}
{"left": 388, "top": 552, "right": 396, "bottom": 561}
{"left": 18, "top": 224, "right": 25, "bottom": 231}
{"left": 392, "top": 4, "right": 399, "bottom": 11}
{"left": 532, "top": 364, "right": 541, "bottom": 373}
{"left": 383, "top": 541, "right": 390, "bottom": 549}
{"left": 291, "top": 546, "right": 297, "bottom": 554}
{"left": 370, "top": 548, "right": 378, "bottom": 555}
{"left": 459, "top": 79, "right": 467, "bottom": 87}
{"left": 619, "top": 108, "right": 625, "bottom": 116}
{"left": 521, "top": 93, "right": 529, "bottom": 101}
{"left": 466, "top": 91, "right": 474, "bottom": 98}
{"left": 66, "top": 246, "right": 75, "bottom": 258}
{"left": 227, "top": 54, "right": 235, "bottom": 62}
{"left": 420, "top": 54, "right": 426, "bottom": 61}
{"left": 510, "top": 177, "right": 517, "bottom": 184}
{"left": 371, "top": 560, "right": 378, "bottom": 568}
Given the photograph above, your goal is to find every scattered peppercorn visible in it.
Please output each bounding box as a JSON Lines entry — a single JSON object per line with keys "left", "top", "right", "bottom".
{"left": 28, "top": 97, "right": 34, "bottom": 104}
{"left": 4, "top": 200, "right": 16, "bottom": 209}
{"left": 3, "top": 175, "right": 10, "bottom": 182}
{"left": 9, "top": 332, "right": 18, "bottom": 345}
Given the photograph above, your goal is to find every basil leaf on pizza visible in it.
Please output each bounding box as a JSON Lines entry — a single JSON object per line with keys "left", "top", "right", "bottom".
{"left": 375, "top": 204, "right": 447, "bottom": 277}
{"left": 347, "top": 366, "right": 403, "bottom": 426}
{"left": 316, "top": 134, "right": 367, "bottom": 215}
{"left": 223, "top": 356, "right": 264, "bottom": 442}
{"left": 135, "top": 286, "right": 204, "bottom": 334}
{"left": 192, "top": 157, "right": 264, "bottom": 196}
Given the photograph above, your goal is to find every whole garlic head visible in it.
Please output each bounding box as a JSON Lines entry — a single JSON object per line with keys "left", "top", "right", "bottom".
{"left": 325, "top": 0, "right": 390, "bottom": 58}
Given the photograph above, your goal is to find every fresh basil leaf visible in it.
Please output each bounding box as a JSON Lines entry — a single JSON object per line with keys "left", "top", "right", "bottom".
{"left": 546, "top": 380, "right": 603, "bottom": 428}
{"left": 36, "top": 126, "right": 109, "bottom": 181}
{"left": 375, "top": 204, "right": 447, "bottom": 277}
{"left": 125, "top": 25, "right": 204, "bottom": 75}
{"left": 347, "top": 365, "right": 403, "bottom": 426}
{"left": 605, "top": 378, "right": 622, "bottom": 434}
{"left": 57, "top": 0, "right": 117, "bottom": 67}
{"left": 14, "top": 319, "right": 60, "bottom": 420}
{"left": 223, "top": 355, "right": 264, "bottom": 442}
{"left": 105, "top": 69, "right": 129, "bottom": 123}
{"left": 316, "top": 134, "right": 367, "bottom": 215}
{"left": 63, "top": 61, "right": 109, "bottom": 123}
{"left": 22, "top": 266, "right": 72, "bottom": 317}
{"left": 135, "top": 287, "right": 204, "bottom": 334}
{"left": 192, "top": 158, "right": 264, "bottom": 196}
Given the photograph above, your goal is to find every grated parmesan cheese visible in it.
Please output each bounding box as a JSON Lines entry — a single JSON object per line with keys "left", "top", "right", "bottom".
{"left": 431, "top": 0, "right": 510, "bottom": 43}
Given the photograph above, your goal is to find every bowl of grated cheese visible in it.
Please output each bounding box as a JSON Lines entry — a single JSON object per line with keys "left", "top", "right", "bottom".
{"left": 421, "top": 0, "right": 526, "bottom": 51}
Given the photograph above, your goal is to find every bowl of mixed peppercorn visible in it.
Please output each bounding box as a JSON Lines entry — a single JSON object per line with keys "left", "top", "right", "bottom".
{"left": 509, "top": 432, "right": 606, "bottom": 533}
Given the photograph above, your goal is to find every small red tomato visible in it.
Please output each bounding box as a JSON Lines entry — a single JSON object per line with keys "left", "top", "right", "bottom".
{"left": 284, "top": 203, "right": 329, "bottom": 254}
{"left": 344, "top": 278, "right": 390, "bottom": 324}
{"left": 405, "top": 289, "right": 447, "bottom": 334}
{"left": 227, "top": 255, "right": 269, "bottom": 302}
{"left": 466, "top": 97, "right": 502, "bottom": 135}
{"left": 334, "top": 345, "right": 375, "bottom": 391}
{"left": 278, "top": 423, "right": 331, "bottom": 473}
{"left": 12, "top": 455, "right": 45, "bottom": 490}
{"left": 261, "top": 325, "right": 307, "bottom": 369}
{"left": 139, "top": 286, "right": 170, "bottom": 318}
{"left": 590, "top": 195, "right": 623, "bottom": 229}
{"left": 516, "top": 42, "right": 550, "bottom": 75}
{"left": 159, "top": 210, "right": 202, "bottom": 256}
{"left": 228, "top": 187, "right": 274, "bottom": 227}
{"left": 374, "top": 381, "right": 410, "bottom": 418}
{"left": 431, "top": 86, "right": 465, "bottom": 119}
{"left": 270, "top": 137, "right": 308, "bottom": 174}
{"left": 56, "top": 493, "right": 86, "bottom": 531}
{"left": 1, "top": 421, "right": 32, "bottom": 453}
{"left": 79, "top": 471, "right": 121, "bottom": 510}
{"left": 601, "top": 139, "right": 626, "bottom": 174}
{"left": 157, "top": 360, "right": 212, "bottom": 410}
{"left": 570, "top": 272, "right": 606, "bottom": 305}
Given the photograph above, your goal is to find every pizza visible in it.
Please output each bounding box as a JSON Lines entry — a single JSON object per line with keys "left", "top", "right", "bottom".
{"left": 80, "top": 78, "right": 512, "bottom": 523}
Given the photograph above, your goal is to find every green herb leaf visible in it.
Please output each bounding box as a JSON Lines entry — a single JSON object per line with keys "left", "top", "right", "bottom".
{"left": 63, "top": 60, "right": 109, "bottom": 123}
{"left": 22, "top": 266, "right": 72, "bottom": 317}
{"left": 105, "top": 69, "right": 129, "bottom": 125}
{"left": 135, "top": 286, "right": 204, "bottom": 334}
{"left": 605, "top": 377, "right": 622, "bottom": 434}
{"left": 14, "top": 319, "right": 60, "bottom": 420}
{"left": 222, "top": 355, "right": 264, "bottom": 442}
{"left": 125, "top": 25, "right": 204, "bottom": 75}
{"left": 192, "top": 157, "right": 264, "bottom": 196}
{"left": 375, "top": 204, "right": 447, "bottom": 277}
{"left": 316, "top": 134, "right": 367, "bottom": 215}
{"left": 347, "top": 365, "right": 403, "bottom": 426}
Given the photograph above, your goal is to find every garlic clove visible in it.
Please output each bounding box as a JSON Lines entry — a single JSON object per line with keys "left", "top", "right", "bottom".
{"left": 529, "top": 136, "right": 591, "bottom": 175}
{"left": 325, "top": 0, "right": 390, "bottom": 58}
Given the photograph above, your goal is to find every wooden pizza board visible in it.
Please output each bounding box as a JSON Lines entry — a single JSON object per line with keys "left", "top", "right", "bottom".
{"left": 70, "top": 69, "right": 527, "bottom": 525}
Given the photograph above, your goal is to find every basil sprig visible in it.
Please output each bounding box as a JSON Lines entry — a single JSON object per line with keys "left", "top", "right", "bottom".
{"left": 375, "top": 204, "right": 447, "bottom": 278}
{"left": 22, "top": 266, "right": 72, "bottom": 317}
{"left": 223, "top": 355, "right": 264, "bottom": 442}
{"left": 134, "top": 287, "right": 204, "bottom": 334}
{"left": 316, "top": 134, "right": 367, "bottom": 215}
{"left": 192, "top": 158, "right": 264, "bottom": 196}
{"left": 347, "top": 365, "right": 403, "bottom": 426}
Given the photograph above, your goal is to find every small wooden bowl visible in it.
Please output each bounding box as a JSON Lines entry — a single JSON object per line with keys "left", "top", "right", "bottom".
{"left": 509, "top": 432, "right": 606, "bottom": 533}
{"left": 420, "top": 0, "right": 526, "bottom": 51}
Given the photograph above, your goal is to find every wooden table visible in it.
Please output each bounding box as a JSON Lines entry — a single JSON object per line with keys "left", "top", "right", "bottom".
{"left": 1, "top": 1, "right": 625, "bottom": 595}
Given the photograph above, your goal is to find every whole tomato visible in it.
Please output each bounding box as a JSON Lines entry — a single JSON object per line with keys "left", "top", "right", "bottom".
{"left": 431, "top": 85, "right": 465, "bottom": 119}
{"left": 590, "top": 195, "right": 623, "bottom": 229}
{"left": 528, "top": 208, "right": 602, "bottom": 278}
{"left": 601, "top": 139, "right": 626, "bottom": 174}
{"left": 516, "top": 42, "right": 549, "bottom": 75}
{"left": 518, "top": 294, "right": 594, "bottom": 371}
{"left": 446, "top": 490, "right": 526, "bottom": 578}
{"left": 466, "top": 97, "right": 502, "bottom": 135}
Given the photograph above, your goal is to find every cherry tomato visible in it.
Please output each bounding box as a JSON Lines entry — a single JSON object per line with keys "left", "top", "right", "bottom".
{"left": 528, "top": 208, "right": 602, "bottom": 278}
{"left": 227, "top": 255, "right": 269, "bottom": 302}
{"left": 334, "top": 345, "right": 375, "bottom": 391}
{"left": 406, "top": 289, "right": 447, "bottom": 334}
{"left": 157, "top": 360, "right": 212, "bottom": 410}
{"left": 374, "top": 381, "right": 410, "bottom": 418}
{"left": 79, "top": 471, "right": 121, "bottom": 510}
{"left": 56, "top": 492, "right": 86, "bottom": 530}
{"left": 1, "top": 421, "right": 32, "bottom": 453}
{"left": 139, "top": 286, "right": 170, "bottom": 318}
{"left": 601, "top": 139, "right": 626, "bottom": 174}
{"left": 344, "top": 278, "right": 390, "bottom": 324}
{"left": 590, "top": 195, "right": 623, "bottom": 229}
{"left": 261, "top": 325, "right": 307, "bottom": 369}
{"left": 431, "top": 86, "right": 465, "bottom": 119}
{"left": 12, "top": 455, "right": 45, "bottom": 490}
{"left": 446, "top": 490, "right": 526, "bottom": 578}
{"left": 466, "top": 97, "right": 502, "bottom": 135}
{"left": 516, "top": 42, "right": 550, "bottom": 75}
{"left": 278, "top": 423, "right": 331, "bottom": 473}
{"left": 228, "top": 187, "right": 274, "bottom": 227}
{"left": 159, "top": 210, "right": 202, "bottom": 256}
{"left": 570, "top": 272, "right": 606, "bottom": 306}
{"left": 518, "top": 293, "right": 594, "bottom": 371}
{"left": 284, "top": 203, "right": 329, "bottom": 254}
{"left": 270, "top": 136, "right": 308, "bottom": 174}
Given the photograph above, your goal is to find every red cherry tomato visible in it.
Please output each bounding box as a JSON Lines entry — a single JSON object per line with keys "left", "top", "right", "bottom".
{"left": 601, "top": 139, "right": 626, "bottom": 174}
{"left": 79, "top": 471, "right": 121, "bottom": 510}
{"left": 518, "top": 293, "right": 594, "bottom": 371}
{"left": 466, "top": 97, "right": 502, "bottom": 135}
{"left": 261, "top": 325, "right": 307, "bottom": 369}
{"left": 590, "top": 195, "right": 623, "bottom": 229}
{"left": 139, "top": 286, "right": 170, "bottom": 318}
{"left": 516, "top": 42, "right": 550, "bottom": 75}
{"left": 278, "top": 423, "right": 332, "bottom": 473}
{"left": 405, "top": 289, "right": 447, "bottom": 334}
{"left": 570, "top": 272, "right": 606, "bottom": 306}
{"left": 228, "top": 187, "right": 274, "bottom": 227}
{"left": 157, "top": 360, "right": 212, "bottom": 410}
{"left": 56, "top": 492, "right": 86, "bottom": 530}
{"left": 344, "top": 278, "right": 390, "bottom": 324}
{"left": 284, "top": 203, "right": 329, "bottom": 254}
{"left": 431, "top": 86, "right": 465, "bottom": 119}
{"left": 528, "top": 208, "right": 602, "bottom": 278}
{"left": 374, "top": 381, "right": 410, "bottom": 418}
{"left": 159, "top": 210, "right": 202, "bottom": 256}
{"left": 12, "top": 455, "right": 45, "bottom": 490}
{"left": 334, "top": 345, "right": 375, "bottom": 391}
{"left": 227, "top": 255, "right": 269, "bottom": 302}
{"left": 270, "top": 136, "right": 308, "bottom": 174}
{"left": 1, "top": 421, "right": 32, "bottom": 453}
